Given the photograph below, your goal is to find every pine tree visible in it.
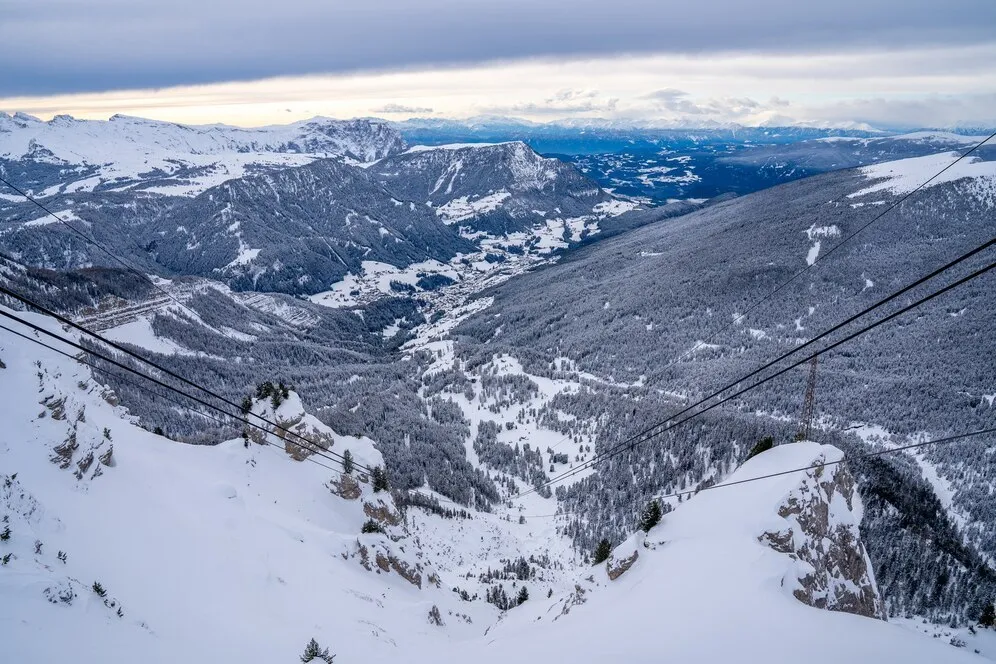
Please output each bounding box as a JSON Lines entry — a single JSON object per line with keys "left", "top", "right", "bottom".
{"left": 342, "top": 449, "right": 354, "bottom": 475}
{"left": 92, "top": 581, "right": 107, "bottom": 597}
{"left": 746, "top": 436, "right": 774, "bottom": 462}
{"left": 240, "top": 396, "right": 252, "bottom": 415}
{"left": 361, "top": 519, "right": 385, "bottom": 534}
{"left": 371, "top": 466, "right": 389, "bottom": 493}
{"left": 517, "top": 586, "right": 529, "bottom": 605}
{"left": 638, "top": 499, "right": 662, "bottom": 533}
{"left": 593, "top": 538, "right": 612, "bottom": 564}
{"left": 300, "top": 638, "right": 335, "bottom": 663}
{"left": 981, "top": 602, "right": 996, "bottom": 628}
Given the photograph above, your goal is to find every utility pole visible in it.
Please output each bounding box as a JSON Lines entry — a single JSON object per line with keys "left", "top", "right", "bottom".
{"left": 797, "top": 355, "right": 818, "bottom": 441}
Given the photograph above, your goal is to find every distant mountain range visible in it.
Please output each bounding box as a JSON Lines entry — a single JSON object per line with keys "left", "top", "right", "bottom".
{"left": 392, "top": 116, "right": 887, "bottom": 155}
{"left": 0, "top": 114, "right": 629, "bottom": 296}
{"left": 0, "top": 112, "right": 402, "bottom": 197}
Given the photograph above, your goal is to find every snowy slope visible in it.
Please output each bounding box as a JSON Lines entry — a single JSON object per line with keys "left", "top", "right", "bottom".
{"left": 453, "top": 444, "right": 984, "bottom": 664}
{"left": 0, "top": 113, "right": 404, "bottom": 197}
{"left": 849, "top": 151, "right": 996, "bottom": 199}
{"left": 0, "top": 309, "right": 988, "bottom": 663}
{"left": 0, "top": 306, "right": 575, "bottom": 663}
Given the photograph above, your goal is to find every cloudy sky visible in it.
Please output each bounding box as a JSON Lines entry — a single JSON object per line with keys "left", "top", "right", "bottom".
{"left": 2, "top": 0, "right": 994, "bottom": 128}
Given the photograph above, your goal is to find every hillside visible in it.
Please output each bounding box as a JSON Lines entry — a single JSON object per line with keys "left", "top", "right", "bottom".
{"left": 0, "top": 309, "right": 985, "bottom": 662}
{"left": 370, "top": 141, "right": 620, "bottom": 235}
{"left": 452, "top": 444, "right": 985, "bottom": 664}
{"left": 2, "top": 116, "right": 996, "bottom": 662}
{"left": 0, "top": 121, "right": 637, "bottom": 298}
{"left": 0, "top": 307, "right": 576, "bottom": 662}
{"left": 439, "top": 150, "right": 996, "bottom": 622}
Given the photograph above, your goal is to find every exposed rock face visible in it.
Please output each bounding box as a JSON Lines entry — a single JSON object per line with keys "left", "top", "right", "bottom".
{"left": 247, "top": 393, "right": 334, "bottom": 461}
{"left": 760, "top": 458, "right": 886, "bottom": 620}
{"left": 43, "top": 396, "right": 66, "bottom": 420}
{"left": 328, "top": 474, "right": 362, "bottom": 500}
{"left": 278, "top": 418, "right": 334, "bottom": 461}
{"left": 375, "top": 552, "right": 423, "bottom": 589}
{"left": 41, "top": 379, "right": 113, "bottom": 482}
{"left": 351, "top": 539, "right": 423, "bottom": 589}
{"left": 51, "top": 431, "right": 77, "bottom": 469}
{"left": 606, "top": 550, "right": 639, "bottom": 581}
{"left": 363, "top": 497, "right": 402, "bottom": 527}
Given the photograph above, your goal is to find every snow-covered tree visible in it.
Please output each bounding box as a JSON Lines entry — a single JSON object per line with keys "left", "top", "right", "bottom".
{"left": 300, "top": 638, "right": 335, "bottom": 663}
{"left": 371, "top": 466, "right": 389, "bottom": 493}
{"left": 593, "top": 538, "right": 612, "bottom": 564}
{"left": 746, "top": 436, "right": 774, "bottom": 462}
{"left": 981, "top": 602, "right": 995, "bottom": 628}
{"left": 639, "top": 500, "right": 662, "bottom": 533}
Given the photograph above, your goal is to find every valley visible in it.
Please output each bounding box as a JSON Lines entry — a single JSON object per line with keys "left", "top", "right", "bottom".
{"left": 1, "top": 113, "right": 995, "bottom": 663}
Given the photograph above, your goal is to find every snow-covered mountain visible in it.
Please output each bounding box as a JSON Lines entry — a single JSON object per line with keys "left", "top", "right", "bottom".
{"left": 370, "top": 141, "right": 618, "bottom": 234}
{"left": 144, "top": 157, "right": 476, "bottom": 294}
{"left": 563, "top": 130, "right": 996, "bottom": 204}
{"left": 462, "top": 444, "right": 989, "bottom": 664}
{"left": 718, "top": 131, "right": 995, "bottom": 172}
{"left": 392, "top": 116, "right": 886, "bottom": 154}
{"left": 0, "top": 116, "right": 638, "bottom": 298}
{"left": 0, "top": 113, "right": 404, "bottom": 197}
{"left": 442, "top": 149, "right": 996, "bottom": 626}
{"left": 3, "top": 110, "right": 996, "bottom": 662}
{"left": 1, "top": 307, "right": 985, "bottom": 663}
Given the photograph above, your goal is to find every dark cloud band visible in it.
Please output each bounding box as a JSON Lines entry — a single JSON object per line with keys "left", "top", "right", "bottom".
{"left": 1, "top": 0, "right": 993, "bottom": 96}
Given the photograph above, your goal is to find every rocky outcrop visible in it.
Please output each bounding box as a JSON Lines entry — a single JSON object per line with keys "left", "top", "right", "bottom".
{"left": 248, "top": 410, "right": 334, "bottom": 461}
{"left": 606, "top": 550, "right": 639, "bottom": 581}
{"left": 760, "top": 458, "right": 886, "bottom": 620}
{"left": 375, "top": 552, "right": 423, "bottom": 588}
{"left": 351, "top": 539, "right": 423, "bottom": 589}
{"left": 363, "top": 497, "right": 402, "bottom": 527}
{"left": 42, "top": 384, "right": 113, "bottom": 482}
{"left": 247, "top": 393, "right": 335, "bottom": 461}
{"left": 43, "top": 396, "right": 66, "bottom": 420}
{"left": 328, "top": 474, "right": 361, "bottom": 500}
{"left": 51, "top": 431, "right": 77, "bottom": 469}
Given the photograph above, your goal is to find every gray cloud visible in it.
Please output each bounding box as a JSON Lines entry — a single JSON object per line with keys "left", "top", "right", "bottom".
{"left": 484, "top": 89, "right": 619, "bottom": 115}
{"left": 643, "top": 89, "right": 764, "bottom": 117}
{"left": 641, "top": 89, "right": 690, "bottom": 101}
{"left": 371, "top": 103, "right": 434, "bottom": 114}
{"left": 1, "top": 0, "right": 994, "bottom": 96}
{"left": 801, "top": 93, "right": 996, "bottom": 130}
